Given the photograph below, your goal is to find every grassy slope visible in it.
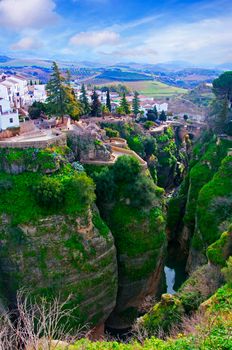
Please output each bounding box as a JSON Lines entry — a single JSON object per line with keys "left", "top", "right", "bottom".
{"left": 58, "top": 284, "right": 232, "bottom": 349}
{"left": 97, "top": 80, "right": 187, "bottom": 98}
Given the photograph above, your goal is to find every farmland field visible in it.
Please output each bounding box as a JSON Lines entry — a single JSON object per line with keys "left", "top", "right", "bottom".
{"left": 96, "top": 80, "right": 188, "bottom": 98}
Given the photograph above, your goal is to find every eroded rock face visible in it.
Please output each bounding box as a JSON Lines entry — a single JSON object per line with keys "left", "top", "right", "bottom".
{"left": 107, "top": 251, "right": 165, "bottom": 329}
{"left": 0, "top": 209, "right": 118, "bottom": 329}
{"left": 105, "top": 206, "right": 167, "bottom": 329}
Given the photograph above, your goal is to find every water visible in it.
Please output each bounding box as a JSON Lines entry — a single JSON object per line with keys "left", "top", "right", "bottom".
{"left": 164, "top": 241, "right": 188, "bottom": 294}
{"left": 164, "top": 266, "right": 176, "bottom": 294}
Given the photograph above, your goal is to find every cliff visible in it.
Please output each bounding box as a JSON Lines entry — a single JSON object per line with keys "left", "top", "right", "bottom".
{"left": 0, "top": 147, "right": 118, "bottom": 330}
{"left": 167, "top": 134, "right": 232, "bottom": 272}
{"left": 88, "top": 155, "right": 167, "bottom": 329}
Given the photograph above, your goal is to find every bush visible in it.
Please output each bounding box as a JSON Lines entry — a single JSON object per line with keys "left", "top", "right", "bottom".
{"left": 105, "top": 127, "right": 119, "bottom": 138}
{"left": 65, "top": 173, "right": 96, "bottom": 211}
{"left": 113, "top": 156, "right": 141, "bottom": 183}
{"left": 127, "top": 175, "right": 157, "bottom": 208}
{"left": 34, "top": 176, "right": 65, "bottom": 209}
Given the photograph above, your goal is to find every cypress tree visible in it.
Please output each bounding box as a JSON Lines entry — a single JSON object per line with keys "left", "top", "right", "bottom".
{"left": 91, "top": 89, "right": 102, "bottom": 117}
{"left": 80, "top": 84, "right": 91, "bottom": 115}
{"left": 159, "top": 110, "right": 167, "bottom": 122}
{"left": 153, "top": 105, "right": 158, "bottom": 120}
{"left": 106, "top": 89, "right": 111, "bottom": 112}
{"left": 132, "top": 91, "right": 140, "bottom": 116}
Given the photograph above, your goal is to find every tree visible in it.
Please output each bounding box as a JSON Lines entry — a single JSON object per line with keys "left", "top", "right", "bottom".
{"left": 65, "top": 87, "right": 82, "bottom": 121}
{"left": 114, "top": 155, "right": 141, "bottom": 183}
{"left": 28, "top": 102, "right": 47, "bottom": 120}
{"left": 153, "top": 105, "right": 158, "bottom": 120}
{"left": 65, "top": 69, "right": 71, "bottom": 86}
{"left": 147, "top": 109, "right": 158, "bottom": 122}
{"left": 91, "top": 89, "right": 102, "bottom": 117}
{"left": 102, "top": 105, "right": 110, "bottom": 116}
{"left": 213, "top": 71, "right": 232, "bottom": 105}
{"left": 120, "top": 93, "right": 130, "bottom": 115}
{"left": 143, "top": 136, "right": 157, "bottom": 159}
{"left": 212, "top": 72, "right": 232, "bottom": 133}
{"left": 159, "top": 110, "right": 167, "bottom": 122}
{"left": 106, "top": 89, "right": 111, "bottom": 112}
{"left": 46, "top": 62, "right": 67, "bottom": 121}
{"left": 132, "top": 91, "right": 140, "bottom": 116}
{"left": 80, "top": 84, "right": 91, "bottom": 115}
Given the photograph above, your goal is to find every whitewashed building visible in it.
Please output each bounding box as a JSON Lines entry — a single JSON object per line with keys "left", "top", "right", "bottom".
{"left": 0, "top": 75, "right": 28, "bottom": 108}
{"left": 0, "top": 98, "right": 19, "bottom": 131}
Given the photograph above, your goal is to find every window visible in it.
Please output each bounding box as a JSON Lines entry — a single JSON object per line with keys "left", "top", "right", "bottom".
{"left": 9, "top": 118, "right": 13, "bottom": 123}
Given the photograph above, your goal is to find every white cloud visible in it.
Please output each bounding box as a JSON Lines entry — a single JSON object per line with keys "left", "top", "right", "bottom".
{"left": 11, "top": 37, "right": 43, "bottom": 50}
{"left": 142, "top": 16, "right": 232, "bottom": 64}
{"left": 0, "top": 0, "right": 58, "bottom": 29}
{"left": 70, "top": 30, "right": 120, "bottom": 47}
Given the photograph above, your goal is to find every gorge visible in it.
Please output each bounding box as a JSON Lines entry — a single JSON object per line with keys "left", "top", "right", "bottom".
{"left": 0, "top": 113, "right": 231, "bottom": 349}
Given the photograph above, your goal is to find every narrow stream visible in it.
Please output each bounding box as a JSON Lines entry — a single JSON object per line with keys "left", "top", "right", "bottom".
{"left": 164, "top": 266, "right": 176, "bottom": 294}
{"left": 164, "top": 241, "right": 188, "bottom": 294}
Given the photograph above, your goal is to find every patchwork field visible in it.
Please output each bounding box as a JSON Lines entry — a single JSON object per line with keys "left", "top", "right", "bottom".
{"left": 97, "top": 80, "right": 188, "bottom": 98}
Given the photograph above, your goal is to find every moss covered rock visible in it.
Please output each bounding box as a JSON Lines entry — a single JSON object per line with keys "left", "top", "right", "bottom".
{"left": 138, "top": 294, "right": 184, "bottom": 335}
{"left": 0, "top": 148, "right": 118, "bottom": 329}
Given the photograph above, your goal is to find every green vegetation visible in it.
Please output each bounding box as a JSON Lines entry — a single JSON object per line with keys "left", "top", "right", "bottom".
{"left": 46, "top": 62, "right": 82, "bottom": 120}
{"left": 90, "top": 155, "right": 166, "bottom": 284}
{"left": 91, "top": 89, "right": 102, "bottom": 117}
{"left": 58, "top": 284, "right": 232, "bottom": 350}
{"left": 0, "top": 147, "right": 96, "bottom": 224}
{"left": 207, "top": 230, "right": 232, "bottom": 267}
{"left": 98, "top": 80, "right": 187, "bottom": 98}
{"left": 195, "top": 155, "right": 232, "bottom": 251}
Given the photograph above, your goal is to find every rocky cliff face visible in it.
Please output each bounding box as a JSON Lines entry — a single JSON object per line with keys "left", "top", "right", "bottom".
{"left": 0, "top": 146, "right": 118, "bottom": 331}
{"left": 88, "top": 156, "right": 167, "bottom": 329}
{"left": 167, "top": 135, "right": 232, "bottom": 273}
{"left": 106, "top": 206, "right": 166, "bottom": 329}
{"left": 0, "top": 209, "right": 118, "bottom": 329}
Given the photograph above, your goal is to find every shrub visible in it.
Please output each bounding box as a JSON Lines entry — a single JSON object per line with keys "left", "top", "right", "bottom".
{"left": 34, "top": 176, "right": 65, "bottom": 209}
{"left": 222, "top": 257, "right": 232, "bottom": 285}
{"left": 65, "top": 173, "right": 96, "bottom": 212}
{"left": 105, "top": 127, "right": 119, "bottom": 138}
{"left": 127, "top": 174, "right": 157, "bottom": 208}
{"left": 113, "top": 156, "right": 141, "bottom": 183}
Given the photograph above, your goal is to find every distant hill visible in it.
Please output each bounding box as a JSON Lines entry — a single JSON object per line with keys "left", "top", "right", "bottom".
{"left": 0, "top": 55, "right": 13, "bottom": 63}
{"left": 97, "top": 69, "right": 152, "bottom": 81}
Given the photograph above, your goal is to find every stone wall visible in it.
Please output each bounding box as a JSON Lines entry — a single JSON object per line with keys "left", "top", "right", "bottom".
{"left": 0, "top": 133, "right": 67, "bottom": 149}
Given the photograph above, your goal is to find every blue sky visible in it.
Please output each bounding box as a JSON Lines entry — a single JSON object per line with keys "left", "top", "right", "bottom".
{"left": 0, "top": 0, "right": 232, "bottom": 65}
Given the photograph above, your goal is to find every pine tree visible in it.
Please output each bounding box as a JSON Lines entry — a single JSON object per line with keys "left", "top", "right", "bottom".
{"left": 80, "top": 84, "right": 91, "bottom": 115}
{"left": 153, "top": 105, "right": 158, "bottom": 120}
{"left": 46, "top": 62, "right": 66, "bottom": 121}
{"left": 91, "top": 89, "right": 102, "bottom": 117}
{"left": 159, "top": 110, "right": 167, "bottom": 122}
{"left": 132, "top": 91, "right": 140, "bottom": 116}
{"left": 106, "top": 89, "right": 111, "bottom": 112}
{"left": 120, "top": 93, "right": 130, "bottom": 115}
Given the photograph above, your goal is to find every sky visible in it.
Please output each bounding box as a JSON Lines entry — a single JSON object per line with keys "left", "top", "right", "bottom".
{"left": 0, "top": 0, "right": 232, "bottom": 66}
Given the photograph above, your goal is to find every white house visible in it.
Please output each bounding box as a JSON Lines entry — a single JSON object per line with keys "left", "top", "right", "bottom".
{"left": 0, "top": 98, "right": 19, "bottom": 131}
{"left": 24, "top": 84, "right": 47, "bottom": 105}
{"left": 140, "top": 102, "right": 169, "bottom": 117}
{"left": 0, "top": 75, "right": 28, "bottom": 108}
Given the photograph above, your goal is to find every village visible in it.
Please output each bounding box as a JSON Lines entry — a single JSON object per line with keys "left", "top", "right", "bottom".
{"left": 0, "top": 70, "right": 206, "bottom": 167}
